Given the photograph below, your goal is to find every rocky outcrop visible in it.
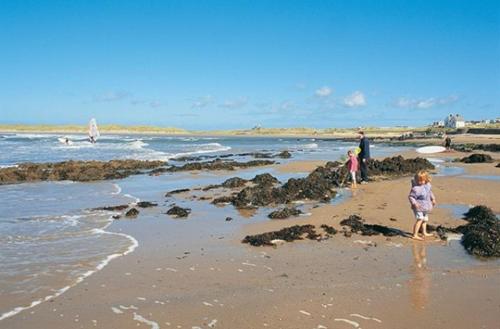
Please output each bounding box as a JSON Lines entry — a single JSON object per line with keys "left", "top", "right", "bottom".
{"left": 160, "top": 159, "right": 275, "bottom": 173}
{"left": 367, "top": 156, "right": 435, "bottom": 177}
{"left": 459, "top": 153, "right": 494, "bottom": 163}
{"left": 0, "top": 160, "right": 166, "bottom": 185}
{"left": 219, "top": 157, "right": 434, "bottom": 209}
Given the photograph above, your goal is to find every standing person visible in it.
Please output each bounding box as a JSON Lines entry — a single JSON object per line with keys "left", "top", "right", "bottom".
{"left": 347, "top": 150, "right": 359, "bottom": 188}
{"left": 408, "top": 170, "right": 436, "bottom": 241}
{"left": 444, "top": 134, "right": 452, "bottom": 151}
{"left": 357, "top": 131, "right": 370, "bottom": 183}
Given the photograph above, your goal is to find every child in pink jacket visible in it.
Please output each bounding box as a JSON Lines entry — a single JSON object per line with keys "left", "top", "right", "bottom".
{"left": 347, "top": 150, "right": 359, "bottom": 188}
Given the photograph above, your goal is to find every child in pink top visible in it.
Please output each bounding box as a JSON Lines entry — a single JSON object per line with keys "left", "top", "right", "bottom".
{"left": 347, "top": 150, "right": 359, "bottom": 188}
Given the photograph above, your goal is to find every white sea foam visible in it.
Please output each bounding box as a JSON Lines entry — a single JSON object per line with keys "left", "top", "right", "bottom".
{"left": 302, "top": 143, "right": 319, "bottom": 149}
{"left": 0, "top": 215, "right": 139, "bottom": 322}
{"left": 133, "top": 313, "right": 160, "bottom": 329}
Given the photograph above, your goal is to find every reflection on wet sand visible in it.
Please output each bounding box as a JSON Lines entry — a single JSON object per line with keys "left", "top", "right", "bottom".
{"left": 409, "top": 242, "right": 431, "bottom": 310}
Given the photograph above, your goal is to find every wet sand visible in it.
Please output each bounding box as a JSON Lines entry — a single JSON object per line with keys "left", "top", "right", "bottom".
{"left": 2, "top": 148, "right": 500, "bottom": 329}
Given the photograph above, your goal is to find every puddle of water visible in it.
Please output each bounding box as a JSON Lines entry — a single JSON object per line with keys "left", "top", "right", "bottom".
{"left": 437, "top": 204, "right": 470, "bottom": 219}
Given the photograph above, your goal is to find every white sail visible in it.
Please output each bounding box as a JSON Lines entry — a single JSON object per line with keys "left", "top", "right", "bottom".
{"left": 88, "top": 118, "right": 100, "bottom": 142}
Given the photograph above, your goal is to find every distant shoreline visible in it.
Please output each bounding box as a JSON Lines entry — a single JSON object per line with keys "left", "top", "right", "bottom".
{"left": 0, "top": 124, "right": 424, "bottom": 139}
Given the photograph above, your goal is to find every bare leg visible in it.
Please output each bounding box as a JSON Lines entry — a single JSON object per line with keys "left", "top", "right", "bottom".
{"left": 421, "top": 222, "right": 433, "bottom": 237}
{"left": 412, "top": 220, "right": 424, "bottom": 240}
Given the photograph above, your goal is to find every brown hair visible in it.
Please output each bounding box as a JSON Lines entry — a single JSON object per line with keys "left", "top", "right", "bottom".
{"left": 415, "top": 170, "right": 431, "bottom": 184}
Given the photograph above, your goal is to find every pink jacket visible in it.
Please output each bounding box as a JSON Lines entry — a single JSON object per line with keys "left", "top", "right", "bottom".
{"left": 348, "top": 155, "right": 358, "bottom": 172}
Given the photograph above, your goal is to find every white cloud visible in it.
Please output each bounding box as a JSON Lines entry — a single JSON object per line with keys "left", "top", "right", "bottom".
{"left": 315, "top": 86, "right": 333, "bottom": 97}
{"left": 93, "top": 91, "right": 130, "bottom": 102}
{"left": 191, "top": 95, "right": 214, "bottom": 109}
{"left": 343, "top": 91, "right": 366, "bottom": 108}
{"left": 393, "top": 95, "right": 459, "bottom": 109}
{"left": 219, "top": 97, "right": 248, "bottom": 109}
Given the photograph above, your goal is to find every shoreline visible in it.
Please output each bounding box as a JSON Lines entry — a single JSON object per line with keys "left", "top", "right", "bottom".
{"left": 1, "top": 141, "right": 499, "bottom": 328}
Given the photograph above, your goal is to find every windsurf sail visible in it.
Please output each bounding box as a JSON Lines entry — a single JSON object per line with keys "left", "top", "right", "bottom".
{"left": 88, "top": 118, "right": 100, "bottom": 143}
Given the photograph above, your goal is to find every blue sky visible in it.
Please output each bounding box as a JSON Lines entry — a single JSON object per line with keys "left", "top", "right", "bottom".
{"left": 1, "top": 0, "right": 499, "bottom": 129}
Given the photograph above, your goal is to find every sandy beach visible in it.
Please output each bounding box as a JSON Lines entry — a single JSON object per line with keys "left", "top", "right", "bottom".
{"left": 1, "top": 136, "right": 499, "bottom": 329}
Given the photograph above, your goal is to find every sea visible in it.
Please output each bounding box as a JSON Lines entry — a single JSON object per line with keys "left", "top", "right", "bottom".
{"left": 0, "top": 133, "right": 408, "bottom": 320}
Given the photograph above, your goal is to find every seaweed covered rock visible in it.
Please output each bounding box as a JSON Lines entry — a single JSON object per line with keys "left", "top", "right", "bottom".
{"left": 242, "top": 225, "right": 318, "bottom": 246}
{"left": 340, "top": 215, "right": 405, "bottom": 237}
{"left": 94, "top": 204, "right": 129, "bottom": 211}
{"left": 460, "top": 206, "right": 499, "bottom": 257}
{"left": 165, "top": 159, "right": 275, "bottom": 172}
{"left": 136, "top": 201, "right": 158, "bottom": 208}
{"left": 268, "top": 207, "right": 303, "bottom": 219}
{"left": 212, "top": 195, "right": 235, "bottom": 204}
{"left": 277, "top": 150, "right": 292, "bottom": 159}
{"left": 165, "top": 188, "right": 190, "bottom": 197}
{"left": 251, "top": 173, "right": 279, "bottom": 186}
{"left": 320, "top": 224, "right": 338, "bottom": 235}
{"left": 125, "top": 208, "right": 140, "bottom": 218}
{"left": 166, "top": 206, "right": 191, "bottom": 218}
{"left": 459, "top": 153, "right": 494, "bottom": 164}
{"left": 0, "top": 159, "right": 166, "bottom": 185}
{"left": 453, "top": 143, "right": 500, "bottom": 153}
{"left": 222, "top": 177, "right": 248, "bottom": 188}
{"left": 367, "top": 156, "right": 434, "bottom": 177}
{"left": 233, "top": 185, "right": 288, "bottom": 208}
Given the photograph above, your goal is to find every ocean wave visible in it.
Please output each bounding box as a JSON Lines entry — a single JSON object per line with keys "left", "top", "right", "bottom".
{"left": 0, "top": 214, "right": 138, "bottom": 322}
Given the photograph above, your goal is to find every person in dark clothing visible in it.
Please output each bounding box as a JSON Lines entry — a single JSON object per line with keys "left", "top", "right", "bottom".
{"left": 358, "top": 131, "right": 370, "bottom": 183}
{"left": 444, "top": 135, "right": 452, "bottom": 151}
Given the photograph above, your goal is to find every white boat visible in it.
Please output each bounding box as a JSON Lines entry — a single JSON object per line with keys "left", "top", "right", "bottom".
{"left": 416, "top": 146, "right": 446, "bottom": 154}
{"left": 88, "top": 118, "right": 100, "bottom": 143}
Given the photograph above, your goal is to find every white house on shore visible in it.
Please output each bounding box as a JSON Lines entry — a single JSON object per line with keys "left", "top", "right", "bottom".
{"left": 444, "top": 114, "right": 465, "bottom": 129}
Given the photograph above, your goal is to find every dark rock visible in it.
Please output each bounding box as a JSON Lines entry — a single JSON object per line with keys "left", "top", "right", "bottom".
{"left": 211, "top": 196, "right": 235, "bottom": 204}
{"left": 367, "top": 156, "right": 435, "bottom": 176}
{"left": 463, "top": 205, "right": 497, "bottom": 224}
{"left": 251, "top": 173, "right": 279, "bottom": 186}
{"left": 136, "top": 201, "right": 158, "bottom": 208}
{"left": 268, "top": 207, "right": 303, "bottom": 219}
{"left": 0, "top": 159, "right": 166, "bottom": 185}
{"left": 459, "top": 205, "right": 499, "bottom": 257}
{"left": 94, "top": 204, "right": 129, "bottom": 211}
{"left": 165, "top": 188, "right": 190, "bottom": 196}
{"left": 165, "top": 159, "right": 275, "bottom": 172}
{"left": 225, "top": 217, "right": 233, "bottom": 221}
{"left": 242, "top": 225, "right": 318, "bottom": 246}
{"left": 125, "top": 208, "right": 139, "bottom": 218}
{"left": 320, "top": 224, "right": 338, "bottom": 235}
{"left": 459, "top": 154, "right": 494, "bottom": 163}
{"left": 453, "top": 143, "right": 500, "bottom": 153}
{"left": 340, "top": 215, "right": 406, "bottom": 237}
{"left": 112, "top": 215, "right": 121, "bottom": 220}
{"left": 276, "top": 150, "right": 292, "bottom": 159}
{"left": 166, "top": 206, "right": 191, "bottom": 218}
{"left": 222, "top": 177, "right": 248, "bottom": 188}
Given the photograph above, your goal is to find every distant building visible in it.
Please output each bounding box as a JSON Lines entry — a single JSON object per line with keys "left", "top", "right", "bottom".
{"left": 444, "top": 114, "right": 465, "bottom": 129}
{"left": 432, "top": 120, "right": 445, "bottom": 127}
